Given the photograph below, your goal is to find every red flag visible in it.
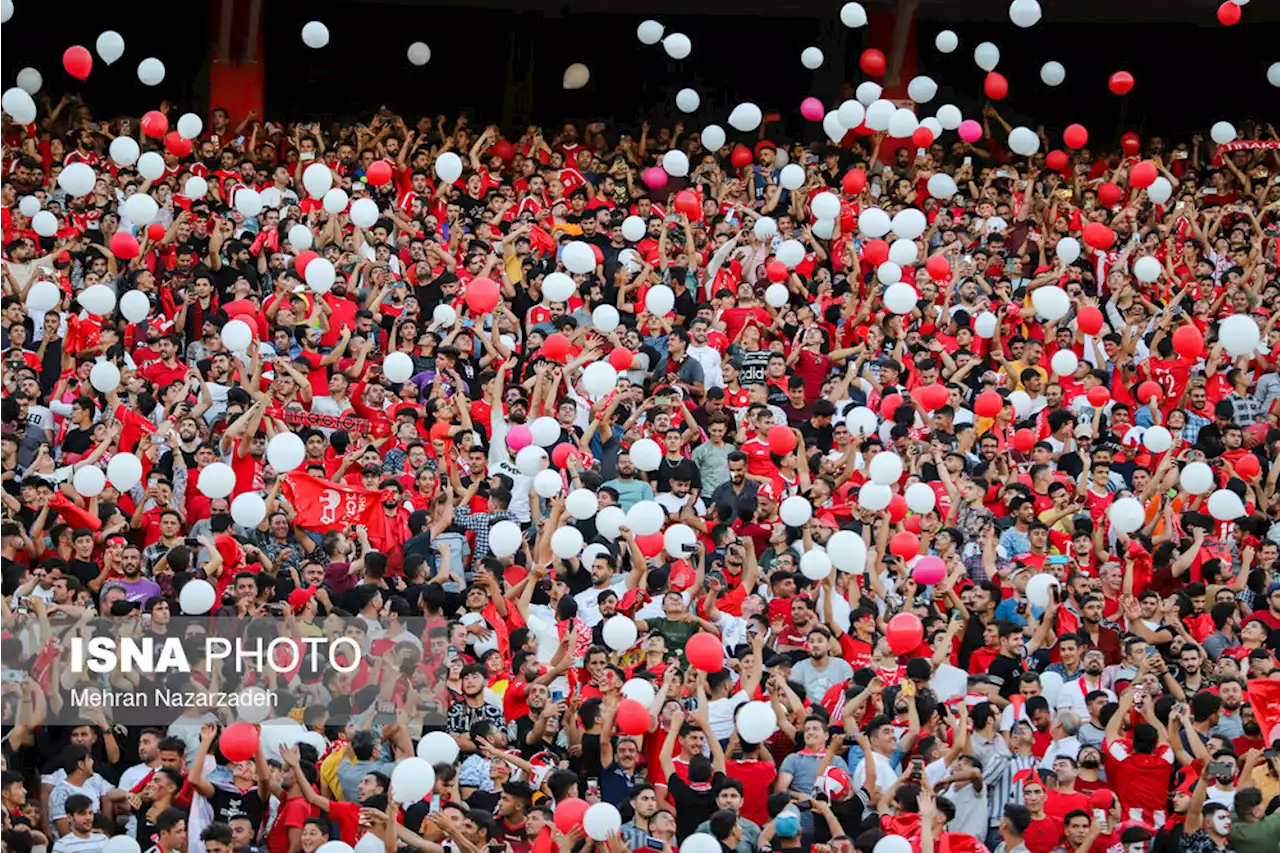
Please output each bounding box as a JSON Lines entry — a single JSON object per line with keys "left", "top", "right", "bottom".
{"left": 282, "top": 472, "right": 387, "bottom": 535}
{"left": 1246, "top": 678, "right": 1280, "bottom": 742}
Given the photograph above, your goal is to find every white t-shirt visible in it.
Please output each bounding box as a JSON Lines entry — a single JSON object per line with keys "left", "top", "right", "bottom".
{"left": 573, "top": 579, "right": 629, "bottom": 628}
{"left": 852, "top": 751, "right": 896, "bottom": 795}
{"left": 707, "top": 692, "right": 750, "bottom": 740}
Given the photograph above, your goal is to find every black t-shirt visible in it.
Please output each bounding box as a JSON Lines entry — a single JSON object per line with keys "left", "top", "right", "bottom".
{"left": 668, "top": 771, "right": 724, "bottom": 842}
{"left": 67, "top": 558, "right": 101, "bottom": 587}
{"left": 814, "top": 793, "right": 865, "bottom": 844}
{"left": 989, "top": 654, "right": 1025, "bottom": 698}
{"left": 465, "top": 789, "right": 500, "bottom": 813}
{"left": 208, "top": 785, "right": 266, "bottom": 827}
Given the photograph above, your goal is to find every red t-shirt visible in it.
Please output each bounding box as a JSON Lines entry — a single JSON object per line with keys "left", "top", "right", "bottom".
{"left": 1023, "top": 815, "right": 1064, "bottom": 853}
{"left": 725, "top": 757, "right": 777, "bottom": 827}
{"left": 1102, "top": 739, "right": 1173, "bottom": 818}
{"left": 267, "top": 795, "right": 315, "bottom": 853}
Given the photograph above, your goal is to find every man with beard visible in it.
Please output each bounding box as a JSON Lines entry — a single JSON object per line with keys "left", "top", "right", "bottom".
{"left": 1212, "top": 678, "right": 1247, "bottom": 740}
{"left": 1231, "top": 703, "right": 1266, "bottom": 754}
{"left": 1179, "top": 644, "right": 1211, "bottom": 694}
{"left": 1055, "top": 647, "right": 1115, "bottom": 719}
{"left": 601, "top": 450, "right": 656, "bottom": 512}
{"left": 572, "top": 544, "right": 646, "bottom": 629}
{"left": 367, "top": 479, "right": 412, "bottom": 575}
{"left": 446, "top": 664, "right": 506, "bottom": 755}
{"left": 114, "top": 545, "right": 162, "bottom": 606}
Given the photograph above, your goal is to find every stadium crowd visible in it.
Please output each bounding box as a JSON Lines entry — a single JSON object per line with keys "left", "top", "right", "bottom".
{"left": 3, "top": 50, "right": 1280, "bottom": 853}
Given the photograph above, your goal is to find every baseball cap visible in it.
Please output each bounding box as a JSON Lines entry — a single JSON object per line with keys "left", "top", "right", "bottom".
{"left": 288, "top": 586, "right": 318, "bottom": 611}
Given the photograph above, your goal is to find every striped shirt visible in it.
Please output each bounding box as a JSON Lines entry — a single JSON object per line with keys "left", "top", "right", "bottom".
{"left": 51, "top": 832, "right": 108, "bottom": 853}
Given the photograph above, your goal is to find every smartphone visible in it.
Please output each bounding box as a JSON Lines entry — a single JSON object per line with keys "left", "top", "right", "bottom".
{"left": 963, "top": 156, "right": 972, "bottom": 166}
{"left": 586, "top": 778, "right": 599, "bottom": 795}
{"left": 300, "top": 151, "right": 316, "bottom": 161}
{"left": 794, "top": 800, "right": 814, "bottom": 812}
{"left": 1206, "top": 761, "right": 1233, "bottom": 778}
{"left": 184, "top": 538, "right": 200, "bottom": 547}
{"left": 550, "top": 689, "right": 565, "bottom": 703}
{"left": 882, "top": 166, "right": 893, "bottom": 176}
{"left": 645, "top": 839, "right": 665, "bottom": 851}
{"left": 654, "top": 396, "right": 672, "bottom": 406}
{"left": 489, "top": 845, "right": 505, "bottom": 853}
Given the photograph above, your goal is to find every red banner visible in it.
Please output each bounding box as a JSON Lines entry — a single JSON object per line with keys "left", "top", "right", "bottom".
{"left": 1246, "top": 678, "right": 1280, "bottom": 743}
{"left": 282, "top": 472, "right": 388, "bottom": 535}
{"left": 266, "top": 407, "right": 391, "bottom": 438}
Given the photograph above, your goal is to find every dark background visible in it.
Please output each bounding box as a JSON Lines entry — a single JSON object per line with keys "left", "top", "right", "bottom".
{"left": 3, "top": 0, "right": 1278, "bottom": 148}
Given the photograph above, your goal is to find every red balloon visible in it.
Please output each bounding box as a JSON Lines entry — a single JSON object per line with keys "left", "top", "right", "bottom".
{"left": 1098, "top": 182, "right": 1123, "bottom": 207}
{"left": 924, "top": 384, "right": 949, "bottom": 410}
{"left": 686, "top": 632, "right": 725, "bottom": 672}
{"left": 890, "top": 532, "right": 919, "bottom": 559}
{"left": 636, "top": 532, "right": 666, "bottom": 557}
{"left": 886, "top": 494, "right": 908, "bottom": 524}
{"left": 224, "top": 299, "right": 258, "bottom": 318}
{"left": 1063, "top": 124, "right": 1089, "bottom": 150}
{"left": 294, "top": 250, "right": 319, "bottom": 275}
{"left": 860, "top": 49, "right": 887, "bottom": 77}
{"left": 1087, "top": 386, "right": 1112, "bottom": 407}
{"left": 616, "top": 699, "right": 650, "bottom": 735}
{"left": 365, "top": 160, "right": 393, "bottom": 186}
{"left": 551, "top": 442, "right": 577, "bottom": 469}
{"left": 146, "top": 222, "right": 166, "bottom": 241}
{"left": 1082, "top": 222, "right": 1116, "bottom": 251}
{"left": 608, "top": 347, "right": 634, "bottom": 371}
{"left": 862, "top": 239, "right": 890, "bottom": 266}
{"left": 766, "top": 261, "right": 789, "bottom": 283}
{"left": 465, "top": 278, "right": 500, "bottom": 314}
{"left": 673, "top": 190, "right": 700, "bottom": 217}
{"left": 1013, "top": 429, "right": 1036, "bottom": 453}
{"left": 1045, "top": 150, "right": 1069, "bottom": 172}
{"left": 983, "top": 72, "right": 1009, "bottom": 101}
{"left": 164, "top": 131, "right": 191, "bottom": 158}
{"left": 491, "top": 139, "right": 516, "bottom": 162}
{"left": 1109, "top": 71, "right": 1135, "bottom": 95}
{"left": 109, "top": 232, "right": 140, "bottom": 260}
{"left": 1077, "top": 306, "right": 1105, "bottom": 335}
{"left": 1137, "top": 381, "right": 1162, "bottom": 404}
{"left": 1217, "top": 1, "right": 1242, "bottom": 25}
{"left": 975, "top": 391, "right": 1003, "bottom": 419}
{"left": 1173, "top": 325, "right": 1203, "bottom": 358}
{"left": 903, "top": 515, "right": 923, "bottom": 534}
{"left": 590, "top": 244, "right": 604, "bottom": 265}
{"left": 142, "top": 111, "right": 169, "bottom": 139}
{"left": 220, "top": 722, "right": 259, "bottom": 762}
{"left": 925, "top": 254, "right": 951, "bottom": 281}
{"left": 843, "top": 169, "right": 867, "bottom": 195}
{"left": 731, "top": 145, "right": 754, "bottom": 169}
{"left": 1120, "top": 132, "right": 1142, "bottom": 157}
{"left": 886, "top": 613, "right": 923, "bottom": 655}
{"left": 554, "top": 798, "right": 590, "bottom": 834}
{"left": 62, "top": 46, "right": 93, "bottom": 80}
{"left": 767, "top": 425, "right": 797, "bottom": 456}
{"left": 911, "top": 127, "right": 935, "bottom": 148}
{"left": 880, "top": 393, "right": 904, "bottom": 419}
{"left": 543, "top": 333, "right": 571, "bottom": 361}
{"left": 1235, "top": 454, "right": 1261, "bottom": 479}
{"left": 1130, "top": 162, "right": 1158, "bottom": 189}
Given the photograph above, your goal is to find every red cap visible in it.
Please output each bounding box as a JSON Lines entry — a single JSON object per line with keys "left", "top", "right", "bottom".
{"left": 288, "top": 586, "right": 318, "bottom": 611}
{"left": 755, "top": 140, "right": 777, "bottom": 156}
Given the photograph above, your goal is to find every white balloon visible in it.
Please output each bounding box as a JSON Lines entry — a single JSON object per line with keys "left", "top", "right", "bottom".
{"left": 305, "top": 258, "right": 336, "bottom": 293}
{"left": 592, "top": 304, "right": 620, "bottom": 333}
{"left": 582, "top": 362, "right": 618, "bottom": 397}
{"left": 840, "top": 2, "right": 868, "bottom": 27}
{"left": 1008, "top": 126, "right": 1040, "bottom": 157}
{"left": 811, "top": 218, "right": 836, "bottom": 240}
{"left": 562, "top": 63, "right": 590, "bottom": 90}
{"left": 621, "top": 678, "right": 656, "bottom": 706}
{"left": 347, "top": 197, "right": 379, "bottom": 229}
{"left": 231, "top": 493, "right": 267, "bottom": 528}
{"left": 1270, "top": 62, "right": 1280, "bottom": 88}
{"left": 1207, "top": 489, "right": 1244, "bottom": 521}
{"left": 417, "top": 731, "right": 460, "bottom": 764}
{"left": 858, "top": 207, "right": 891, "bottom": 238}
{"left": 107, "top": 452, "right": 143, "bottom": 492}
{"left": 891, "top": 208, "right": 927, "bottom": 240}
{"left": 1025, "top": 574, "right": 1059, "bottom": 609}
{"left": 322, "top": 188, "right": 348, "bottom": 215}
{"left": 974, "top": 312, "right": 998, "bottom": 338}
{"left": 18, "top": 195, "right": 40, "bottom": 218}
{"left": 905, "top": 482, "right": 936, "bottom": 514}
{"left": 266, "top": 432, "right": 306, "bottom": 472}
{"left": 561, "top": 489, "right": 597, "bottom": 521}
{"left": 822, "top": 110, "right": 847, "bottom": 144}
{"left": 198, "top": 463, "right": 236, "bottom": 499}
{"left": 74, "top": 466, "right": 107, "bottom": 498}
{"left": 700, "top": 124, "right": 725, "bottom": 151}
{"left": 779, "top": 496, "right": 813, "bottom": 527}
{"left": 583, "top": 803, "right": 622, "bottom": 842}
{"left": 221, "top": 319, "right": 253, "bottom": 352}
{"left": 175, "top": 113, "right": 203, "bottom": 140}
{"left": 90, "top": 361, "right": 121, "bottom": 393}
{"left": 601, "top": 616, "right": 638, "bottom": 652}
{"left": 877, "top": 262, "right": 903, "bottom": 286}
{"left": 645, "top": 285, "right": 676, "bottom": 317}
{"left": 935, "top": 30, "right": 959, "bottom": 53}
{"left": 137, "top": 58, "right": 165, "bottom": 86}
{"left": 390, "top": 758, "right": 435, "bottom": 804}
{"left": 383, "top": 352, "right": 414, "bottom": 383}
{"left": 301, "top": 21, "right": 330, "bottom": 49}
{"left": 1210, "top": 121, "right": 1237, "bottom": 145}
{"left": 596, "top": 506, "right": 626, "bottom": 541}
{"left": 551, "top": 526, "right": 584, "bottom": 560}
{"left": 835, "top": 100, "right": 864, "bottom": 131}
{"left": 0, "top": 0, "right": 10, "bottom": 23}
{"left": 675, "top": 88, "right": 700, "bottom": 113}
{"left": 178, "top": 579, "right": 217, "bottom": 615}
{"left": 1143, "top": 426, "right": 1173, "bottom": 454}
{"left": 753, "top": 217, "right": 778, "bottom": 242}
{"left": 800, "top": 550, "right": 832, "bottom": 581}
{"left": 869, "top": 452, "right": 904, "bottom": 485}
{"left": 974, "top": 42, "right": 1001, "bottom": 71}
{"left": 78, "top": 284, "right": 116, "bottom": 316}
{"left": 183, "top": 176, "right": 208, "bottom": 200}
{"left": 1009, "top": 0, "right": 1042, "bottom": 28}
{"left": 542, "top": 273, "right": 576, "bottom": 305}
{"left": 1057, "top": 236, "right": 1081, "bottom": 264}
{"left": 562, "top": 241, "right": 596, "bottom": 274}
{"left": 864, "top": 99, "right": 895, "bottom": 132}
{"left": 1147, "top": 176, "right": 1173, "bottom": 205}
{"left": 626, "top": 501, "right": 665, "bottom": 536}
{"left": 137, "top": 152, "right": 165, "bottom": 181}
{"left": 728, "top": 103, "right": 762, "bottom": 133}
{"left": 637, "top": 20, "right": 664, "bottom": 45}
{"left": 810, "top": 192, "right": 841, "bottom": 221}
{"left": 236, "top": 188, "right": 264, "bottom": 218}
{"left": 621, "top": 215, "right": 646, "bottom": 242}
{"left": 907, "top": 76, "right": 938, "bottom": 104}
{"left": 303, "top": 162, "right": 333, "bottom": 198}
{"left": 856, "top": 81, "right": 883, "bottom": 106}
{"left": 122, "top": 193, "right": 158, "bottom": 226}
{"left": 1133, "top": 256, "right": 1161, "bottom": 283}
{"left": 1040, "top": 61, "right": 1066, "bottom": 87}
{"left": 776, "top": 239, "right": 805, "bottom": 269}
{"left": 490, "top": 521, "right": 523, "bottom": 557}
{"left": 515, "top": 446, "right": 547, "bottom": 478}
{"left": 24, "top": 280, "right": 59, "bottom": 311}
{"left": 846, "top": 407, "right": 878, "bottom": 437}
{"left": 663, "top": 523, "right": 697, "bottom": 557}
{"left": 858, "top": 482, "right": 892, "bottom": 512}
{"left": 828, "top": 530, "right": 868, "bottom": 573}
{"left": 883, "top": 282, "right": 917, "bottom": 314}
{"left": 927, "top": 173, "right": 958, "bottom": 200}
{"left": 1180, "top": 462, "right": 1215, "bottom": 495}
{"left": 1008, "top": 390, "right": 1033, "bottom": 419}
{"left": 1109, "top": 497, "right": 1145, "bottom": 534}
{"left": 1220, "top": 314, "right": 1260, "bottom": 357}
{"left": 58, "top": 163, "right": 95, "bottom": 198}
{"left": 801, "top": 47, "right": 824, "bottom": 69}
{"left": 663, "top": 33, "right": 691, "bottom": 60}
{"left": 630, "top": 438, "right": 663, "bottom": 472}
{"left": 15, "top": 68, "right": 41, "bottom": 96}
{"left": 663, "top": 149, "right": 690, "bottom": 178}
{"left": 1031, "top": 285, "right": 1070, "bottom": 320}
{"left": 110, "top": 136, "right": 140, "bottom": 167}
{"left": 406, "top": 42, "right": 432, "bottom": 66}
{"left": 2, "top": 88, "right": 36, "bottom": 125}
{"left": 935, "top": 104, "right": 962, "bottom": 131}
{"left": 96, "top": 30, "right": 125, "bottom": 65}
{"left": 522, "top": 417, "right": 557, "bottom": 449}
{"left": 778, "top": 163, "right": 805, "bottom": 190}
{"left": 31, "top": 211, "right": 57, "bottom": 237}
{"left": 887, "top": 108, "right": 918, "bottom": 139}
{"left": 1051, "top": 349, "right": 1079, "bottom": 377}
{"left": 765, "top": 283, "right": 790, "bottom": 308}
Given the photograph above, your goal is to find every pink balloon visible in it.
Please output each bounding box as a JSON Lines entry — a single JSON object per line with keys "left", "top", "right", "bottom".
{"left": 642, "top": 167, "right": 668, "bottom": 190}
{"left": 800, "top": 97, "right": 825, "bottom": 122}
{"left": 958, "top": 120, "right": 983, "bottom": 143}
{"left": 507, "top": 425, "right": 533, "bottom": 451}
{"left": 912, "top": 556, "right": 946, "bottom": 585}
